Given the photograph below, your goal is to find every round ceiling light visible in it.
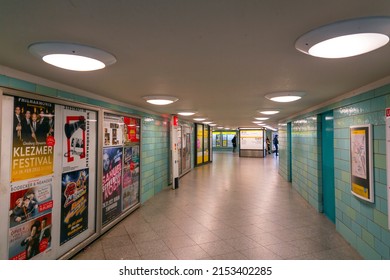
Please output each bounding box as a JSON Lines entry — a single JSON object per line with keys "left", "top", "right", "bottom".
{"left": 193, "top": 117, "right": 207, "bottom": 121}
{"left": 255, "top": 117, "right": 269, "bottom": 120}
{"left": 143, "top": 96, "right": 178, "bottom": 105}
{"left": 259, "top": 110, "right": 280, "bottom": 115}
{"left": 28, "top": 42, "right": 116, "bottom": 71}
{"left": 265, "top": 91, "right": 306, "bottom": 102}
{"left": 177, "top": 111, "right": 197, "bottom": 116}
{"left": 295, "top": 16, "right": 390, "bottom": 58}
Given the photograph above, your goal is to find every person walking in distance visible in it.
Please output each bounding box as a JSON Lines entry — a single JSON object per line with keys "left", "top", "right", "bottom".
{"left": 266, "top": 137, "right": 271, "bottom": 154}
{"left": 273, "top": 135, "right": 279, "bottom": 156}
{"left": 232, "top": 135, "right": 237, "bottom": 152}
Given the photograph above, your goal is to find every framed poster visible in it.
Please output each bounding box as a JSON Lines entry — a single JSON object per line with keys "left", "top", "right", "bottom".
{"left": 350, "top": 124, "right": 374, "bottom": 202}
{"left": 102, "top": 146, "right": 123, "bottom": 225}
{"left": 239, "top": 129, "right": 263, "bottom": 150}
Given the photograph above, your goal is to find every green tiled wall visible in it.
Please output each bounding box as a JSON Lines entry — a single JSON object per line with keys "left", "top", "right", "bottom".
{"left": 140, "top": 118, "right": 170, "bottom": 202}
{"left": 278, "top": 124, "right": 289, "bottom": 181}
{"left": 0, "top": 74, "right": 171, "bottom": 204}
{"left": 291, "top": 117, "right": 322, "bottom": 211}
{"left": 334, "top": 91, "right": 389, "bottom": 259}
{"left": 279, "top": 84, "right": 390, "bottom": 259}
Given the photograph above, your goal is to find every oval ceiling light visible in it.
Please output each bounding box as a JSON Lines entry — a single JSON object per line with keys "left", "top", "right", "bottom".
{"left": 255, "top": 117, "right": 269, "bottom": 120}
{"left": 193, "top": 117, "right": 207, "bottom": 121}
{"left": 265, "top": 91, "right": 306, "bottom": 102}
{"left": 295, "top": 16, "right": 390, "bottom": 58}
{"left": 28, "top": 42, "right": 116, "bottom": 71}
{"left": 177, "top": 111, "right": 197, "bottom": 116}
{"left": 259, "top": 110, "right": 280, "bottom": 115}
{"left": 143, "top": 95, "right": 178, "bottom": 105}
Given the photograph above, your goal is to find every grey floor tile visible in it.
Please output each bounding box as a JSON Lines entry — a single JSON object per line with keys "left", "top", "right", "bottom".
{"left": 101, "top": 234, "right": 132, "bottom": 249}
{"left": 104, "top": 244, "right": 140, "bottom": 259}
{"left": 248, "top": 232, "right": 284, "bottom": 246}
{"left": 134, "top": 239, "right": 171, "bottom": 256}
{"left": 163, "top": 235, "right": 197, "bottom": 250}
{"left": 224, "top": 236, "right": 262, "bottom": 250}
{"left": 72, "top": 153, "right": 362, "bottom": 260}
{"left": 130, "top": 230, "right": 161, "bottom": 243}
{"left": 240, "top": 246, "right": 283, "bottom": 260}
{"left": 188, "top": 231, "right": 221, "bottom": 244}
{"left": 171, "top": 245, "right": 211, "bottom": 260}
{"left": 141, "top": 250, "right": 178, "bottom": 260}
{"left": 199, "top": 240, "right": 237, "bottom": 256}
{"left": 213, "top": 251, "right": 249, "bottom": 260}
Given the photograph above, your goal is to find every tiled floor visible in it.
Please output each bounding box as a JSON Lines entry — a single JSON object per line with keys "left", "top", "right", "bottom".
{"left": 72, "top": 152, "right": 362, "bottom": 260}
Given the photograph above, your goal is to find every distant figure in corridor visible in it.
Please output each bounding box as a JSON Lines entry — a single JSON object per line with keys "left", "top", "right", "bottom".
{"left": 266, "top": 137, "right": 271, "bottom": 154}
{"left": 273, "top": 135, "right": 279, "bottom": 156}
{"left": 232, "top": 135, "right": 237, "bottom": 152}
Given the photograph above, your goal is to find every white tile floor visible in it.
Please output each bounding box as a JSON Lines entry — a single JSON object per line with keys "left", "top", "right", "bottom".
{"left": 72, "top": 152, "right": 362, "bottom": 260}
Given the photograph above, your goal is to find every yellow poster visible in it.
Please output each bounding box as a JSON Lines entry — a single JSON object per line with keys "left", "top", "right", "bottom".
{"left": 11, "top": 97, "right": 55, "bottom": 182}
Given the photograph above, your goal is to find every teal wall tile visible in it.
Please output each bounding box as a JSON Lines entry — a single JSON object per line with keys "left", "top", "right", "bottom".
{"left": 9, "top": 78, "right": 36, "bottom": 92}
{"left": 282, "top": 82, "right": 390, "bottom": 259}
{"left": 0, "top": 74, "right": 11, "bottom": 86}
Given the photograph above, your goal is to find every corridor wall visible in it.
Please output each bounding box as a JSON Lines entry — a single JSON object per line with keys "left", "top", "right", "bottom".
{"left": 0, "top": 71, "right": 172, "bottom": 259}
{"left": 279, "top": 83, "right": 390, "bottom": 259}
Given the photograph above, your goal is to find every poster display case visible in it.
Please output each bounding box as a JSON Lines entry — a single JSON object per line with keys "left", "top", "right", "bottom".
{"left": 0, "top": 89, "right": 141, "bottom": 259}
{"left": 102, "top": 112, "right": 140, "bottom": 228}
{"left": 239, "top": 128, "right": 265, "bottom": 157}
{"left": 350, "top": 124, "right": 373, "bottom": 203}
{"left": 1, "top": 91, "right": 98, "bottom": 259}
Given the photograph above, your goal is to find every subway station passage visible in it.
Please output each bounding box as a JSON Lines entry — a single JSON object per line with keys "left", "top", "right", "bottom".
{"left": 73, "top": 152, "right": 362, "bottom": 260}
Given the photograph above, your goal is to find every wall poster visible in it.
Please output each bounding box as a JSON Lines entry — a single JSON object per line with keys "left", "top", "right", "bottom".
{"left": 239, "top": 129, "right": 264, "bottom": 150}
{"left": 196, "top": 124, "right": 203, "bottom": 164}
{"left": 102, "top": 146, "right": 123, "bottom": 225}
{"left": 60, "top": 169, "right": 89, "bottom": 245}
{"left": 8, "top": 176, "right": 53, "bottom": 259}
{"left": 122, "top": 146, "right": 140, "bottom": 210}
{"left": 350, "top": 124, "right": 374, "bottom": 202}
{"left": 1, "top": 94, "right": 98, "bottom": 260}
{"left": 11, "top": 97, "right": 55, "bottom": 182}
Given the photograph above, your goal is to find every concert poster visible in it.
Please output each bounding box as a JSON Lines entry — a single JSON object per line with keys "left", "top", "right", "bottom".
{"left": 8, "top": 213, "right": 52, "bottom": 260}
{"left": 102, "top": 146, "right": 123, "bottom": 225}
{"left": 11, "top": 97, "right": 55, "bottom": 182}
{"left": 9, "top": 176, "right": 53, "bottom": 228}
{"left": 60, "top": 169, "right": 89, "bottom": 245}
{"left": 62, "top": 106, "right": 95, "bottom": 173}
{"left": 123, "top": 117, "right": 140, "bottom": 144}
{"left": 103, "top": 114, "right": 124, "bottom": 146}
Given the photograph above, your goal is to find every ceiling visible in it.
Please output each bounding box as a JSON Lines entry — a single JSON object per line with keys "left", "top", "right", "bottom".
{"left": 1, "top": 1, "right": 390, "bottom": 129}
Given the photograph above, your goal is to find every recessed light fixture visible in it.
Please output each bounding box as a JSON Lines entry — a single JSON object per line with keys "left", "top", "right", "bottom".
{"left": 295, "top": 16, "right": 390, "bottom": 58}
{"left": 193, "top": 117, "right": 207, "bottom": 121}
{"left": 177, "top": 111, "right": 197, "bottom": 116}
{"left": 265, "top": 91, "right": 306, "bottom": 102}
{"left": 252, "top": 121, "right": 263, "bottom": 124}
{"left": 255, "top": 117, "right": 269, "bottom": 121}
{"left": 259, "top": 110, "right": 280, "bottom": 115}
{"left": 203, "top": 121, "right": 213, "bottom": 124}
{"left": 28, "top": 42, "right": 117, "bottom": 71}
{"left": 143, "top": 96, "right": 178, "bottom": 105}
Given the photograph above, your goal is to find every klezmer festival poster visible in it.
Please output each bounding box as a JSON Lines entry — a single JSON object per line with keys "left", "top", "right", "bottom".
{"left": 12, "top": 97, "right": 55, "bottom": 182}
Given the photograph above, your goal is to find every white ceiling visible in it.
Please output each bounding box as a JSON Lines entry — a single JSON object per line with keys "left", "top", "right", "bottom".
{"left": 1, "top": 1, "right": 390, "bottom": 128}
